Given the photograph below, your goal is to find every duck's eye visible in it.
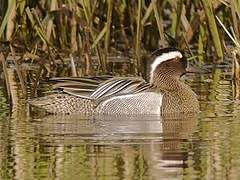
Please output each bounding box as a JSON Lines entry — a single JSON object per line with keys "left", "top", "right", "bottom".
{"left": 165, "top": 63, "right": 170, "bottom": 67}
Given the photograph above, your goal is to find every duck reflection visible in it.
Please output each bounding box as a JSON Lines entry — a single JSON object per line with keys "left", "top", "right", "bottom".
{"left": 31, "top": 113, "right": 198, "bottom": 179}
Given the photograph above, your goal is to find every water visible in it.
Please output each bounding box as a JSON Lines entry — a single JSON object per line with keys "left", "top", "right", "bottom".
{"left": 1, "top": 66, "right": 240, "bottom": 180}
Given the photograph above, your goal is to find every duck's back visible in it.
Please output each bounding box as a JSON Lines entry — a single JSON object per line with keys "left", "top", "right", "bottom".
{"left": 30, "top": 77, "right": 151, "bottom": 114}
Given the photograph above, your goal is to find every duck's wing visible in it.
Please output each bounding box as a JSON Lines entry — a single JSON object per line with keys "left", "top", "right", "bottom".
{"left": 50, "top": 75, "right": 113, "bottom": 99}
{"left": 90, "top": 77, "right": 151, "bottom": 99}
{"left": 49, "top": 76, "right": 150, "bottom": 100}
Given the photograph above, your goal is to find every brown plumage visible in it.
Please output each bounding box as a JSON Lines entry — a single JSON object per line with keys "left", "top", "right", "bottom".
{"left": 30, "top": 47, "right": 199, "bottom": 115}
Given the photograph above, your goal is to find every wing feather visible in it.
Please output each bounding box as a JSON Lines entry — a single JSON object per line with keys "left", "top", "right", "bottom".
{"left": 49, "top": 76, "right": 150, "bottom": 100}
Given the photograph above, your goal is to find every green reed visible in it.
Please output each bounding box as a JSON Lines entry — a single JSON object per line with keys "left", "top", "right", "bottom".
{"left": 0, "top": 0, "right": 240, "bottom": 76}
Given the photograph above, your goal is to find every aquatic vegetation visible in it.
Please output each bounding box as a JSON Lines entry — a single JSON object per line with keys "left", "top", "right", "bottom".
{"left": 0, "top": 0, "right": 240, "bottom": 100}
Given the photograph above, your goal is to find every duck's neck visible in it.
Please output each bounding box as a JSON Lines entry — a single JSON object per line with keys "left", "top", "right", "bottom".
{"left": 151, "top": 72, "right": 181, "bottom": 92}
{"left": 151, "top": 74, "right": 199, "bottom": 113}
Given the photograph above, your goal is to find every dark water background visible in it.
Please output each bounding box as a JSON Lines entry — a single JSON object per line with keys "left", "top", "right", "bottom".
{"left": 1, "top": 64, "right": 240, "bottom": 180}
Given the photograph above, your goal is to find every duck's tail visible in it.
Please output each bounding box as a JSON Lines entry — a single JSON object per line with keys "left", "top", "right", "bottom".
{"left": 29, "top": 94, "right": 94, "bottom": 114}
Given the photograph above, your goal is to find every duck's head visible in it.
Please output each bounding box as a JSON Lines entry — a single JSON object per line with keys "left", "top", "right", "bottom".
{"left": 150, "top": 47, "right": 187, "bottom": 84}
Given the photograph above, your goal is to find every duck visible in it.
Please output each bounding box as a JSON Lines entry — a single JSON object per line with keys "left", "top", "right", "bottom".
{"left": 30, "top": 47, "right": 199, "bottom": 115}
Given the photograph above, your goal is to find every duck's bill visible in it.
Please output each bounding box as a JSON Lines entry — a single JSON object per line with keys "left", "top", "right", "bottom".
{"left": 186, "top": 66, "right": 210, "bottom": 74}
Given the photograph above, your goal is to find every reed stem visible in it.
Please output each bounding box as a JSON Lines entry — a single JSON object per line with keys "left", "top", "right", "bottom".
{"left": 10, "top": 45, "right": 27, "bottom": 98}
{"left": 152, "top": 0, "right": 165, "bottom": 46}
{"left": 104, "top": 0, "right": 113, "bottom": 72}
{"left": 201, "top": 0, "right": 223, "bottom": 61}
{"left": 135, "top": 0, "right": 142, "bottom": 74}
{"left": 0, "top": 53, "right": 11, "bottom": 100}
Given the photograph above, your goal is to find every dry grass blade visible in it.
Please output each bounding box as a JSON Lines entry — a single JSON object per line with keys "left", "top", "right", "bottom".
{"left": 216, "top": 16, "right": 240, "bottom": 47}
{"left": 141, "top": 2, "right": 153, "bottom": 25}
{"left": 70, "top": 54, "right": 77, "bottom": 77}
{"left": 230, "top": 0, "right": 240, "bottom": 39}
{"left": 43, "top": 0, "right": 57, "bottom": 50}
{"left": 91, "top": 25, "right": 107, "bottom": 49}
{"left": 152, "top": 0, "right": 165, "bottom": 46}
{"left": 0, "top": 0, "right": 16, "bottom": 39}
{"left": 25, "top": 7, "right": 51, "bottom": 45}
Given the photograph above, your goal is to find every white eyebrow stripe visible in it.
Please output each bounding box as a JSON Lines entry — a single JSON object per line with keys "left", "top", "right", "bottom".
{"left": 150, "top": 51, "right": 182, "bottom": 83}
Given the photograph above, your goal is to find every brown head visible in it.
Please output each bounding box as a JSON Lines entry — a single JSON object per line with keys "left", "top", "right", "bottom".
{"left": 150, "top": 47, "right": 187, "bottom": 87}
{"left": 150, "top": 48, "right": 199, "bottom": 113}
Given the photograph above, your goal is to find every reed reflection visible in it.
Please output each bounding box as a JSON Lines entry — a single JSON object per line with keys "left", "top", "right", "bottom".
{"left": 30, "top": 113, "right": 198, "bottom": 179}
